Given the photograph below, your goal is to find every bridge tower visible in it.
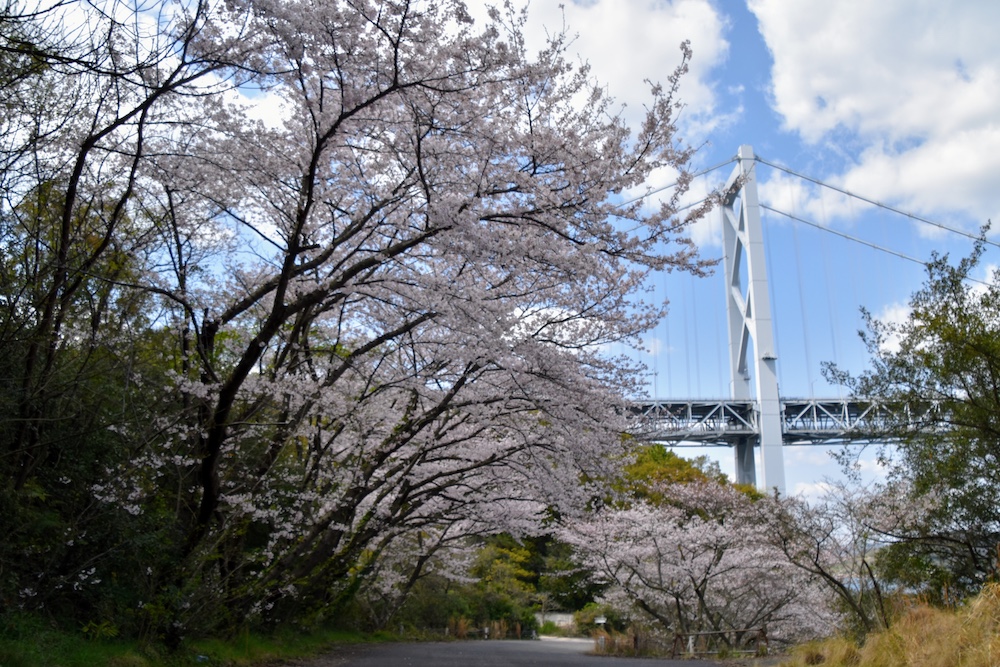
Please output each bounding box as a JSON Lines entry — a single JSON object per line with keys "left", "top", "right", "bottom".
{"left": 721, "top": 146, "right": 786, "bottom": 494}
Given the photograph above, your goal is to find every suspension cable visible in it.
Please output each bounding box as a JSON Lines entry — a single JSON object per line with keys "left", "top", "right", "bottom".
{"left": 755, "top": 156, "right": 997, "bottom": 248}
{"left": 616, "top": 155, "right": 738, "bottom": 209}
{"left": 761, "top": 204, "right": 926, "bottom": 265}
{"left": 760, "top": 203, "right": 991, "bottom": 287}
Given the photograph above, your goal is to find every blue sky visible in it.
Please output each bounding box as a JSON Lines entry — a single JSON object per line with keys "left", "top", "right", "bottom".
{"left": 498, "top": 0, "right": 1000, "bottom": 496}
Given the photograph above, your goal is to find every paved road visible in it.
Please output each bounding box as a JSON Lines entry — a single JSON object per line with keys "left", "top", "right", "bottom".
{"left": 286, "top": 637, "right": 738, "bottom": 666}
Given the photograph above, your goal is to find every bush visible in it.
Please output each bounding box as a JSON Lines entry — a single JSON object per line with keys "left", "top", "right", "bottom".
{"left": 539, "top": 620, "right": 563, "bottom": 636}
{"left": 573, "top": 602, "right": 628, "bottom": 635}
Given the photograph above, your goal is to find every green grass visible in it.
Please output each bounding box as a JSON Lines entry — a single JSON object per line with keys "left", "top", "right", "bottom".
{"left": 186, "top": 626, "right": 371, "bottom": 666}
{"left": 535, "top": 620, "right": 560, "bottom": 634}
{"left": 0, "top": 614, "right": 374, "bottom": 667}
{"left": 0, "top": 615, "right": 151, "bottom": 667}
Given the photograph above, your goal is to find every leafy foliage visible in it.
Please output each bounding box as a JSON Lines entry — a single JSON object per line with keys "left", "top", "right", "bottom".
{"left": 827, "top": 241, "right": 1000, "bottom": 600}
{"left": 615, "top": 444, "right": 729, "bottom": 504}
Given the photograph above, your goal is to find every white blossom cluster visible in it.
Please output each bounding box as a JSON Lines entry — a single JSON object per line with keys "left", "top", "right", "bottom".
{"left": 565, "top": 481, "right": 837, "bottom": 645}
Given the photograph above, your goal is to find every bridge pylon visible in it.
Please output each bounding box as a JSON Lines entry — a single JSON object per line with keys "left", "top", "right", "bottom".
{"left": 721, "top": 146, "right": 786, "bottom": 495}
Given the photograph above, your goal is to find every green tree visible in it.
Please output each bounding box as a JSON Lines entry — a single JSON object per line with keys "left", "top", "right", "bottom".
{"left": 614, "top": 443, "right": 730, "bottom": 505}
{"left": 0, "top": 0, "right": 253, "bottom": 633}
{"left": 827, "top": 240, "right": 1000, "bottom": 599}
{"left": 0, "top": 178, "right": 165, "bottom": 627}
{"left": 469, "top": 536, "right": 538, "bottom": 627}
{"left": 530, "top": 535, "right": 604, "bottom": 613}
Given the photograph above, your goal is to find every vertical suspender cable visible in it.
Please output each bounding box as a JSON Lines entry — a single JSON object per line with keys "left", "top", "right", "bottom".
{"left": 788, "top": 179, "right": 815, "bottom": 397}
{"left": 848, "top": 196, "right": 862, "bottom": 400}
{"left": 691, "top": 272, "right": 702, "bottom": 396}
{"left": 819, "top": 188, "right": 840, "bottom": 394}
{"left": 712, "top": 262, "right": 725, "bottom": 397}
{"left": 652, "top": 277, "right": 659, "bottom": 399}
{"left": 662, "top": 267, "right": 672, "bottom": 398}
{"left": 684, "top": 273, "right": 692, "bottom": 397}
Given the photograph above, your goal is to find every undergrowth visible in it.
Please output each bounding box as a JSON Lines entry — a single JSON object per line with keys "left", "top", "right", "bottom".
{"left": 0, "top": 613, "right": 372, "bottom": 667}
{"left": 781, "top": 583, "right": 1000, "bottom": 667}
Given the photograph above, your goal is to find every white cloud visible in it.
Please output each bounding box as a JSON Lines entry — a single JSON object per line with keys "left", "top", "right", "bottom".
{"left": 644, "top": 335, "right": 664, "bottom": 356}
{"left": 465, "top": 1, "right": 729, "bottom": 143}
{"left": 240, "top": 89, "right": 290, "bottom": 130}
{"left": 839, "top": 133, "right": 1000, "bottom": 227}
{"left": 785, "top": 447, "right": 840, "bottom": 475}
{"left": 787, "top": 451, "right": 888, "bottom": 502}
{"left": 468, "top": 1, "right": 732, "bottom": 250}
{"left": 680, "top": 169, "right": 728, "bottom": 249}
{"left": 621, "top": 163, "right": 724, "bottom": 249}
{"left": 979, "top": 263, "right": 1000, "bottom": 286}
{"left": 875, "top": 302, "right": 910, "bottom": 354}
{"left": 758, "top": 169, "right": 867, "bottom": 228}
{"left": 759, "top": 170, "right": 813, "bottom": 218}
{"left": 855, "top": 453, "right": 889, "bottom": 481}
{"left": 791, "top": 480, "right": 833, "bottom": 503}
{"left": 749, "top": 0, "right": 1000, "bottom": 226}
{"left": 520, "top": 0, "right": 728, "bottom": 138}
{"left": 749, "top": 0, "right": 1000, "bottom": 142}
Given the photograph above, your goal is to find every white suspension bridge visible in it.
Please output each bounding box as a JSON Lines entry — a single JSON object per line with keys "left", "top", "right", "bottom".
{"left": 630, "top": 145, "right": 977, "bottom": 495}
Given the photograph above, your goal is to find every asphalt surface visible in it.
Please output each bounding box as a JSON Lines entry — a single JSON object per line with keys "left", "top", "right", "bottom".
{"left": 285, "top": 637, "right": 738, "bottom": 666}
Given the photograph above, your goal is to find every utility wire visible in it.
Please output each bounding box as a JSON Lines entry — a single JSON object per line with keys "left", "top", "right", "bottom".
{"left": 755, "top": 156, "right": 996, "bottom": 249}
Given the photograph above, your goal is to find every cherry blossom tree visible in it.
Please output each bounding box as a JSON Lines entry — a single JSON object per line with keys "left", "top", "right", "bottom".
{"left": 566, "top": 481, "right": 834, "bottom": 651}
{"left": 140, "top": 0, "right": 712, "bottom": 629}
{"left": 2, "top": 0, "right": 713, "bottom": 635}
{"left": 350, "top": 522, "right": 478, "bottom": 630}
{"left": 763, "top": 480, "right": 949, "bottom": 637}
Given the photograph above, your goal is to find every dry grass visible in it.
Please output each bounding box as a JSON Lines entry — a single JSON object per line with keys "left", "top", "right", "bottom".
{"left": 780, "top": 583, "right": 1000, "bottom": 667}
{"left": 787, "top": 637, "right": 862, "bottom": 666}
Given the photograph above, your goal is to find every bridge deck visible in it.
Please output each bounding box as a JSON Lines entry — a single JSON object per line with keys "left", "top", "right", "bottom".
{"left": 631, "top": 398, "right": 937, "bottom": 446}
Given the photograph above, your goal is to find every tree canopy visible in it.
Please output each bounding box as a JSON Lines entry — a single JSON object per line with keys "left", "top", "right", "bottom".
{"left": 827, "top": 240, "right": 1000, "bottom": 599}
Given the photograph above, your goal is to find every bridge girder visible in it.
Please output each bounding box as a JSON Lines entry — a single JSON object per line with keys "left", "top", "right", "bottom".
{"left": 630, "top": 398, "right": 940, "bottom": 448}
